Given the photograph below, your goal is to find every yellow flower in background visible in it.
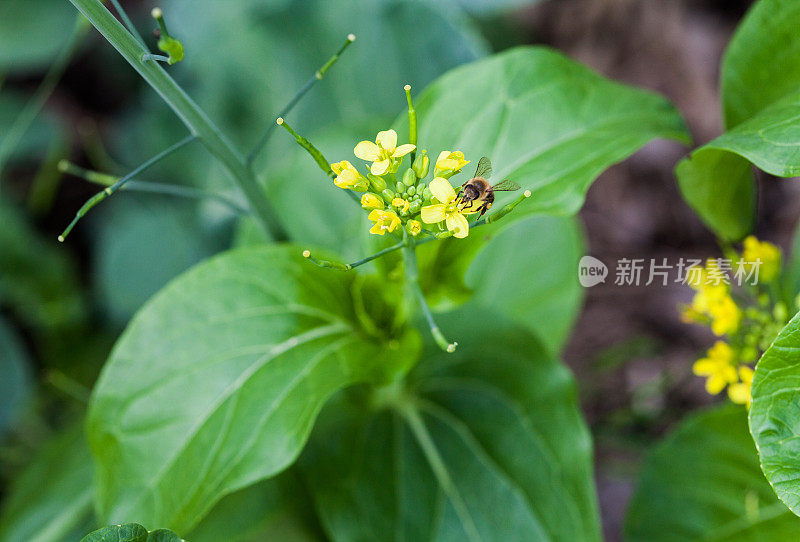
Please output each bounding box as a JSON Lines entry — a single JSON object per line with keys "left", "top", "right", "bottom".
{"left": 367, "top": 209, "right": 401, "bottom": 236}
{"left": 354, "top": 129, "right": 416, "bottom": 175}
{"left": 434, "top": 150, "right": 470, "bottom": 176}
{"left": 331, "top": 160, "right": 368, "bottom": 191}
{"left": 742, "top": 236, "right": 781, "bottom": 283}
{"left": 692, "top": 341, "right": 738, "bottom": 394}
{"left": 728, "top": 366, "right": 754, "bottom": 407}
{"left": 708, "top": 295, "right": 740, "bottom": 336}
{"left": 420, "top": 177, "right": 472, "bottom": 238}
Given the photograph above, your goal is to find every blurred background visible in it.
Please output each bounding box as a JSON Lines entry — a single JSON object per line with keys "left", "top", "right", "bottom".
{"left": 0, "top": 0, "right": 786, "bottom": 539}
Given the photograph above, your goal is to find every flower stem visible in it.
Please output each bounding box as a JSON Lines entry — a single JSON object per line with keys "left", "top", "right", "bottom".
{"left": 108, "top": 0, "right": 146, "bottom": 48}
{"left": 302, "top": 241, "right": 405, "bottom": 271}
{"left": 247, "top": 34, "right": 356, "bottom": 166}
{"left": 59, "top": 135, "right": 197, "bottom": 241}
{"left": 66, "top": 0, "right": 286, "bottom": 240}
{"left": 142, "top": 54, "right": 171, "bottom": 63}
{"left": 404, "top": 84, "right": 417, "bottom": 163}
{"left": 402, "top": 234, "right": 457, "bottom": 353}
{"left": 276, "top": 117, "right": 360, "bottom": 204}
{"left": 58, "top": 160, "right": 248, "bottom": 214}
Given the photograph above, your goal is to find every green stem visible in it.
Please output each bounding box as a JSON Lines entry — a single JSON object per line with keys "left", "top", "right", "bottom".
{"left": 247, "top": 34, "right": 356, "bottom": 166}
{"left": 66, "top": 0, "right": 286, "bottom": 240}
{"left": 404, "top": 84, "right": 417, "bottom": 163}
{"left": 303, "top": 241, "right": 405, "bottom": 271}
{"left": 0, "top": 16, "right": 89, "bottom": 183}
{"left": 58, "top": 160, "right": 247, "bottom": 214}
{"left": 59, "top": 135, "right": 197, "bottom": 240}
{"left": 108, "top": 0, "right": 146, "bottom": 48}
{"left": 402, "top": 234, "right": 457, "bottom": 353}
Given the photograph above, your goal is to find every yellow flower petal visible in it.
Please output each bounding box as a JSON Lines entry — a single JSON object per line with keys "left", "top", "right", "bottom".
{"left": 692, "top": 358, "right": 715, "bottom": 376}
{"left": 355, "top": 141, "right": 381, "bottom": 161}
{"left": 435, "top": 150, "right": 450, "bottom": 168}
{"left": 370, "top": 223, "right": 386, "bottom": 235}
{"left": 393, "top": 144, "right": 416, "bottom": 158}
{"left": 728, "top": 382, "right": 750, "bottom": 405}
{"left": 446, "top": 212, "right": 469, "bottom": 238}
{"left": 429, "top": 177, "right": 456, "bottom": 204}
{"left": 706, "top": 375, "right": 726, "bottom": 395}
{"left": 370, "top": 159, "right": 391, "bottom": 175}
{"left": 421, "top": 204, "right": 446, "bottom": 224}
{"left": 376, "top": 129, "right": 397, "bottom": 150}
{"left": 739, "top": 365, "right": 754, "bottom": 384}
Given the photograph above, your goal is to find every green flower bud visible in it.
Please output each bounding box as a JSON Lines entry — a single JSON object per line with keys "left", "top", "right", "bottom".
{"left": 367, "top": 173, "right": 387, "bottom": 192}
{"left": 741, "top": 346, "right": 758, "bottom": 362}
{"left": 422, "top": 187, "right": 432, "bottom": 201}
{"left": 407, "top": 185, "right": 416, "bottom": 196}
{"left": 402, "top": 168, "right": 416, "bottom": 187}
{"left": 412, "top": 150, "right": 429, "bottom": 178}
{"left": 409, "top": 200, "right": 422, "bottom": 214}
{"left": 774, "top": 302, "right": 788, "bottom": 322}
{"left": 395, "top": 181, "right": 404, "bottom": 193}
{"left": 381, "top": 189, "right": 396, "bottom": 204}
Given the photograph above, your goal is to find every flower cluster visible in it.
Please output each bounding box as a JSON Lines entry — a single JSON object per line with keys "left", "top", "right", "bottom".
{"left": 680, "top": 237, "right": 785, "bottom": 407}
{"left": 331, "top": 129, "right": 476, "bottom": 239}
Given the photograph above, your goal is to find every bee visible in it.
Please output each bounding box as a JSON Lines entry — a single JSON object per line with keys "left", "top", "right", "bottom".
{"left": 457, "top": 156, "right": 521, "bottom": 218}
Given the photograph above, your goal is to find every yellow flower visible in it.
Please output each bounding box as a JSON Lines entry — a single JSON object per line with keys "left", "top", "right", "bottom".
{"left": 367, "top": 209, "right": 401, "bottom": 236}
{"left": 361, "top": 193, "right": 383, "bottom": 210}
{"left": 728, "top": 366, "right": 754, "bottom": 407}
{"left": 742, "top": 236, "right": 781, "bottom": 283}
{"left": 406, "top": 219, "right": 422, "bottom": 236}
{"left": 708, "top": 294, "right": 741, "bottom": 336}
{"left": 434, "top": 150, "right": 470, "bottom": 176}
{"left": 331, "top": 160, "right": 368, "bottom": 191}
{"left": 420, "top": 177, "right": 473, "bottom": 239}
{"left": 354, "top": 129, "right": 416, "bottom": 175}
{"left": 392, "top": 197, "right": 411, "bottom": 215}
{"left": 693, "top": 341, "right": 738, "bottom": 394}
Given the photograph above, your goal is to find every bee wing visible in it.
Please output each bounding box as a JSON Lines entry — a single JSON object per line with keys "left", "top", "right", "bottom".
{"left": 473, "top": 156, "right": 492, "bottom": 180}
{"left": 492, "top": 179, "right": 521, "bottom": 191}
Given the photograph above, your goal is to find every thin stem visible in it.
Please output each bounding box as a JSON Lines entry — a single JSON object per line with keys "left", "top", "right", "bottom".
{"left": 45, "top": 370, "right": 91, "bottom": 404}
{"left": 58, "top": 160, "right": 248, "bottom": 214}
{"left": 142, "top": 54, "right": 170, "bottom": 63}
{"left": 0, "top": 16, "right": 89, "bottom": 182}
{"left": 302, "top": 241, "right": 405, "bottom": 271}
{"left": 247, "top": 34, "right": 356, "bottom": 166}
{"left": 67, "top": 0, "right": 286, "bottom": 240}
{"left": 276, "top": 117, "right": 361, "bottom": 204}
{"left": 108, "top": 0, "right": 147, "bottom": 48}
{"left": 402, "top": 234, "right": 457, "bottom": 353}
{"left": 59, "top": 135, "right": 197, "bottom": 240}
{"left": 404, "top": 84, "right": 417, "bottom": 163}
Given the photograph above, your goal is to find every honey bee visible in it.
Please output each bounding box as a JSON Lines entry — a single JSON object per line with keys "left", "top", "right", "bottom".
{"left": 457, "top": 156, "right": 521, "bottom": 217}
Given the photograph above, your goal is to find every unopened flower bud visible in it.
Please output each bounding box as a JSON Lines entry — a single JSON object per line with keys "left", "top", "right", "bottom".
{"left": 406, "top": 219, "right": 422, "bottom": 236}
{"left": 402, "top": 168, "right": 416, "bottom": 187}
{"left": 412, "top": 150, "right": 429, "bottom": 178}
{"left": 367, "top": 173, "right": 386, "bottom": 192}
{"left": 381, "top": 189, "right": 396, "bottom": 204}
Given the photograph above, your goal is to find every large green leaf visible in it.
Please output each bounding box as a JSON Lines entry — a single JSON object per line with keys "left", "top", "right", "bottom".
{"left": 626, "top": 405, "right": 800, "bottom": 541}
{"left": 301, "top": 312, "right": 601, "bottom": 541}
{"left": 749, "top": 310, "right": 800, "bottom": 518}
{"left": 0, "top": 425, "right": 95, "bottom": 542}
{"left": 419, "top": 213, "right": 585, "bottom": 354}
{"left": 87, "top": 245, "right": 421, "bottom": 533}
{"left": 188, "top": 472, "right": 323, "bottom": 542}
{"left": 677, "top": 0, "right": 800, "bottom": 241}
{"left": 393, "top": 46, "right": 689, "bottom": 216}
{"left": 80, "top": 524, "right": 181, "bottom": 542}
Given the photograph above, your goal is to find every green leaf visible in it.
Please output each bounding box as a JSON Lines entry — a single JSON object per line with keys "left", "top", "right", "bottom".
{"left": 0, "top": 315, "right": 32, "bottom": 435}
{"left": 80, "top": 524, "right": 182, "bottom": 542}
{"left": 0, "top": 424, "right": 95, "bottom": 542}
{"left": 188, "top": 472, "right": 323, "bottom": 542}
{"left": 418, "top": 214, "right": 585, "bottom": 354}
{"left": 0, "top": 0, "right": 77, "bottom": 74}
{"left": 393, "top": 46, "right": 689, "bottom": 216}
{"left": 88, "top": 245, "right": 421, "bottom": 533}
{"left": 301, "top": 312, "right": 601, "bottom": 541}
{"left": 676, "top": 0, "right": 800, "bottom": 241}
{"left": 626, "top": 405, "right": 800, "bottom": 541}
{"left": 749, "top": 309, "right": 800, "bottom": 518}
{"left": 0, "top": 200, "right": 85, "bottom": 331}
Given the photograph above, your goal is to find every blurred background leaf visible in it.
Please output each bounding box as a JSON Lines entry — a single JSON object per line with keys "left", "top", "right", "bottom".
{"left": 626, "top": 405, "right": 800, "bottom": 540}
{"left": 0, "top": 0, "right": 77, "bottom": 75}
{"left": 0, "top": 316, "right": 32, "bottom": 438}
